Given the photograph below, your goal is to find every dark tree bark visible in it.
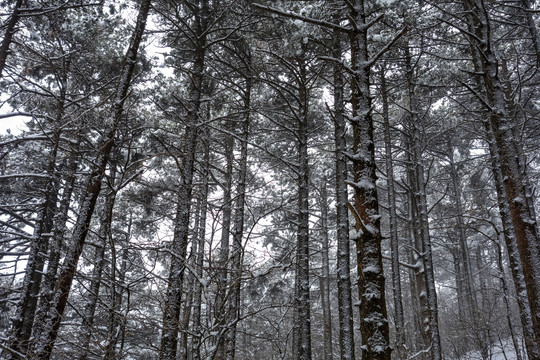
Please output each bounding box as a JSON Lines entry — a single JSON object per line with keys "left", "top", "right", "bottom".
{"left": 79, "top": 163, "right": 118, "bottom": 360}
{"left": 461, "top": 0, "right": 540, "bottom": 355}
{"left": 29, "top": 1, "right": 152, "bottom": 357}
{"left": 347, "top": 1, "right": 391, "bottom": 358}
{"left": 214, "top": 124, "right": 234, "bottom": 360}
{"left": 32, "top": 138, "right": 80, "bottom": 344}
{"left": 7, "top": 68, "right": 70, "bottom": 356}
{"left": 0, "top": 0, "right": 23, "bottom": 77}
{"left": 294, "top": 44, "right": 312, "bottom": 360}
{"left": 7, "top": 132, "right": 59, "bottom": 359}
{"left": 331, "top": 18, "right": 356, "bottom": 360}
{"left": 225, "top": 40, "right": 252, "bottom": 360}
{"left": 317, "top": 178, "right": 333, "bottom": 360}
{"left": 191, "top": 144, "right": 210, "bottom": 360}
{"left": 159, "top": 2, "right": 209, "bottom": 358}
{"left": 405, "top": 158, "right": 430, "bottom": 354}
{"left": 380, "top": 64, "right": 406, "bottom": 359}
{"left": 403, "top": 39, "right": 442, "bottom": 360}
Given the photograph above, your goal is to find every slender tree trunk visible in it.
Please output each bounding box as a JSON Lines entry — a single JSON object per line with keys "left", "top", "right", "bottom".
{"left": 159, "top": 3, "right": 208, "bottom": 358}
{"left": 404, "top": 40, "right": 442, "bottom": 360}
{"left": 294, "top": 47, "right": 312, "bottom": 360}
{"left": 192, "top": 144, "right": 210, "bottom": 360}
{"left": 103, "top": 237, "right": 130, "bottom": 360}
{"left": 446, "top": 140, "right": 481, "bottom": 347}
{"left": 180, "top": 261, "right": 195, "bottom": 360}
{"left": 215, "top": 125, "right": 234, "bottom": 360}
{"left": 405, "top": 146, "right": 430, "bottom": 356}
{"left": 493, "top": 227, "right": 524, "bottom": 360}
{"left": 318, "top": 179, "right": 333, "bottom": 360}
{"left": 79, "top": 163, "right": 118, "bottom": 360}
{"left": 102, "top": 211, "right": 132, "bottom": 360}
{"left": 225, "top": 45, "right": 251, "bottom": 360}
{"left": 381, "top": 64, "right": 406, "bottom": 359}
{"left": 32, "top": 138, "right": 80, "bottom": 344}
{"left": 348, "top": 1, "right": 391, "bottom": 358}
{"left": 29, "top": 1, "right": 152, "bottom": 357}
{"left": 331, "top": 20, "right": 356, "bottom": 360}
{"left": 7, "top": 132, "right": 59, "bottom": 359}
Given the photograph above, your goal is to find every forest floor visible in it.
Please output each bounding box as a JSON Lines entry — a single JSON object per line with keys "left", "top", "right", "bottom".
{"left": 455, "top": 338, "right": 526, "bottom": 359}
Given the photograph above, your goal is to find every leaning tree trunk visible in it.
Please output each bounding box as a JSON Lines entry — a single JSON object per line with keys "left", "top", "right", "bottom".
{"left": 7, "top": 131, "right": 60, "bottom": 359}
{"left": 0, "top": 0, "right": 23, "bottom": 77}
{"left": 462, "top": 0, "right": 540, "bottom": 354}
{"left": 29, "top": 1, "right": 152, "bottom": 358}
{"left": 79, "top": 163, "right": 119, "bottom": 360}
{"left": 32, "top": 137, "right": 80, "bottom": 344}
{"left": 6, "top": 58, "right": 71, "bottom": 357}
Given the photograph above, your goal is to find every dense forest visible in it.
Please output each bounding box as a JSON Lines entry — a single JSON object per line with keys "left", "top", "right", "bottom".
{"left": 0, "top": 0, "right": 539, "bottom": 359}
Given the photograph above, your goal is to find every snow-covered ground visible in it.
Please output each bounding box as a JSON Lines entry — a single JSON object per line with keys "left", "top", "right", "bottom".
{"left": 454, "top": 338, "right": 526, "bottom": 360}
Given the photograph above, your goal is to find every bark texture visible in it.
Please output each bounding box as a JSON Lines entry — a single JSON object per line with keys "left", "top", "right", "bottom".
{"left": 462, "top": 0, "right": 540, "bottom": 355}
{"left": 159, "top": 2, "right": 209, "bottom": 358}
{"left": 29, "top": 1, "right": 152, "bottom": 357}
{"left": 348, "top": 1, "right": 391, "bottom": 358}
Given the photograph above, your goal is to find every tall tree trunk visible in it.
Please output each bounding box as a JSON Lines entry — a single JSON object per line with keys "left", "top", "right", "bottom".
{"left": 331, "top": 19, "right": 356, "bottom": 360}
{"left": 159, "top": 2, "right": 208, "bottom": 358}
{"left": 462, "top": 0, "right": 540, "bottom": 354}
{"left": 485, "top": 117, "right": 540, "bottom": 358}
{"left": 32, "top": 138, "right": 80, "bottom": 345}
{"left": 293, "top": 47, "right": 312, "bottom": 360}
{"left": 79, "top": 163, "right": 118, "bottom": 360}
{"left": 348, "top": 1, "right": 391, "bottom": 358}
{"left": 103, "top": 227, "right": 131, "bottom": 360}
{"left": 318, "top": 178, "right": 333, "bottom": 360}
{"left": 446, "top": 139, "right": 480, "bottom": 342}
{"left": 215, "top": 125, "right": 234, "bottom": 360}
{"left": 381, "top": 64, "right": 406, "bottom": 359}
{"left": 405, "top": 146, "right": 430, "bottom": 356}
{"left": 403, "top": 39, "right": 442, "bottom": 360}
{"left": 7, "top": 132, "right": 59, "bottom": 359}
{"left": 29, "top": 1, "right": 152, "bottom": 357}
{"left": 225, "top": 43, "right": 251, "bottom": 360}
{"left": 192, "top": 144, "right": 210, "bottom": 360}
